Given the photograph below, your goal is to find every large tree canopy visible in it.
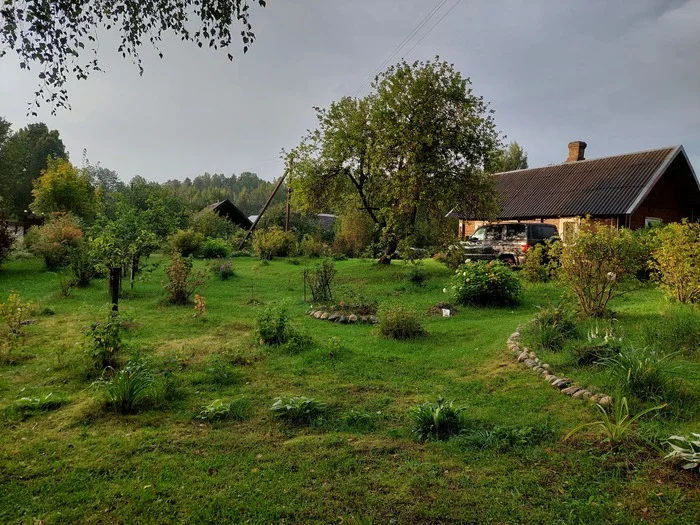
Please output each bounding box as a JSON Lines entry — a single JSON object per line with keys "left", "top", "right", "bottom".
{"left": 0, "top": 121, "right": 66, "bottom": 217}
{"left": 289, "top": 58, "right": 502, "bottom": 262}
{"left": 0, "top": 0, "right": 266, "bottom": 113}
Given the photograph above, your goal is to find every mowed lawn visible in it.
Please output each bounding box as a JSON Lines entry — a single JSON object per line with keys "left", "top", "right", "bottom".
{"left": 0, "top": 255, "right": 698, "bottom": 524}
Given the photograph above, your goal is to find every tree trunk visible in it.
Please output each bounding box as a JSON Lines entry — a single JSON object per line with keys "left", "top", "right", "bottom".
{"left": 377, "top": 239, "right": 398, "bottom": 265}
{"left": 130, "top": 255, "right": 139, "bottom": 290}
{"left": 109, "top": 267, "right": 121, "bottom": 311}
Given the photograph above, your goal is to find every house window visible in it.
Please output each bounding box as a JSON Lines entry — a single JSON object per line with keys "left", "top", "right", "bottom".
{"left": 644, "top": 217, "right": 663, "bottom": 227}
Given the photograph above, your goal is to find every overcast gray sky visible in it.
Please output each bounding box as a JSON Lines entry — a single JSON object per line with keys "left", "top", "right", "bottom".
{"left": 1, "top": 0, "right": 699, "bottom": 183}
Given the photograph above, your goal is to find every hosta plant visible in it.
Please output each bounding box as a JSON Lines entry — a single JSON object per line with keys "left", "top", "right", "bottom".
{"left": 665, "top": 433, "right": 700, "bottom": 471}
{"left": 270, "top": 396, "right": 326, "bottom": 425}
{"left": 197, "top": 399, "right": 250, "bottom": 422}
{"left": 411, "top": 397, "right": 464, "bottom": 442}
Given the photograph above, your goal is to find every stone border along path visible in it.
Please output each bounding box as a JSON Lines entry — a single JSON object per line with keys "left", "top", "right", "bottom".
{"left": 306, "top": 309, "right": 379, "bottom": 325}
{"left": 507, "top": 330, "right": 613, "bottom": 407}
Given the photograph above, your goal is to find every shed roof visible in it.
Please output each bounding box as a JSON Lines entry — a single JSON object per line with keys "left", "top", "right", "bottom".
{"left": 204, "top": 199, "right": 253, "bottom": 229}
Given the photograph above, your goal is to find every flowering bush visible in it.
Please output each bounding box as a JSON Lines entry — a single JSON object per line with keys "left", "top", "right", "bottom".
{"left": 24, "top": 212, "right": 83, "bottom": 269}
{"left": 449, "top": 260, "right": 521, "bottom": 307}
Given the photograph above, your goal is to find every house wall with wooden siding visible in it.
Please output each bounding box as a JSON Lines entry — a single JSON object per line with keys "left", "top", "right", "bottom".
{"left": 629, "top": 155, "right": 700, "bottom": 229}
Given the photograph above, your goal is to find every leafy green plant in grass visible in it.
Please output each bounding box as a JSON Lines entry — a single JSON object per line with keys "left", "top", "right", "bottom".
{"left": 303, "top": 258, "right": 336, "bottom": 304}
{"left": 4, "top": 392, "right": 68, "bottom": 421}
{"left": 522, "top": 301, "right": 577, "bottom": 352}
{"left": 411, "top": 397, "right": 464, "bottom": 442}
{"left": 342, "top": 410, "right": 379, "bottom": 432}
{"left": 573, "top": 322, "right": 624, "bottom": 366}
{"left": 665, "top": 433, "right": 700, "bottom": 471}
{"left": 457, "top": 421, "right": 556, "bottom": 451}
{"left": 209, "top": 260, "right": 234, "bottom": 280}
{"left": 270, "top": 396, "right": 326, "bottom": 425}
{"left": 564, "top": 397, "right": 665, "bottom": 449}
{"left": 405, "top": 261, "right": 428, "bottom": 287}
{"left": 602, "top": 347, "right": 689, "bottom": 402}
{"left": 449, "top": 260, "right": 521, "bottom": 307}
{"left": 197, "top": 399, "right": 250, "bottom": 422}
{"left": 201, "top": 356, "right": 241, "bottom": 386}
{"left": 85, "top": 311, "right": 124, "bottom": 369}
{"left": 255, "top": 305, "right": 312, "bottom": 351}
{"left": 0, "top": 291, "right": 32, "bottom": 352}
{"left": 641, "top": 304, "right": 700, "bottom": 357}
{"left": 101, "top": 361, "right": 154, "bottom": 414}
{"left": 378, "top": 306, "right": 425, "bottom": 340}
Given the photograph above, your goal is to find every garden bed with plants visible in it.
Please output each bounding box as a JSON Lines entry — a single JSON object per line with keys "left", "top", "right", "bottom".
{"left": 0, "top": 241, "right": 698, "bottom": 523}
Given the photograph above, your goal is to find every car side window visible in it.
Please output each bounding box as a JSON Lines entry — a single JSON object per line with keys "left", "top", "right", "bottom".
{"left": 472, "top": 226, "right": 502, "bottom": 241}
{"left": 505, "top": 224, "right": 526, "bottom": 240}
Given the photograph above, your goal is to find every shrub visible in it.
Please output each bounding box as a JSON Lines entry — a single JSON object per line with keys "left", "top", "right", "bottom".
{"left": 303, "top": 259, "right": 335, "bottom": 304}
{"left": 449, "top": 260, "right": 522, "bottom": 307}
{"left": 665, "top": 433, "right": 700, "bottom": 471}
{"left": 169, "top": 229, "right": 204, "bottom": 257}
{"left": 641, "top": 305, "right": 700, "bottom": 357}
{"left": 521, "top": 240, "right": 562, "bottom": 283}
{"left": 25, "top": 213, "right": 83, "bottom": 269}
{"left": 378, "top": 306, "right": 425, "bottom": 340}
{"left": 651, "top": 221, "right": 700, "bottom": 303}
{"left": 193, "top": 293, "right": 206, "bottom": 318}
{"left": 0, "top": 291, "right": 32, "bottom": 352}
{"left": 162, "top": 254, "right": 208, "bottom": 305}
{"left": 572, "top": 322, "right": 624, "bottom": 366}
{"left": 436, "top": 243, "right": 469, "bottom": 270}
{"left": 67, "top": 240, "right": 96, "bottom": 287}
{"left": 559, "top": 223, "right": 636, "bottom": 317}
{"left": 411, "top": 397, "right": 464, "bottom": 442}
{"left": 270, "top": 396, "right": 326, "bottom": 425}
{"left": 197, "top": 398, "right": 250, "bottom": 422}
{"left": 210, "top": 260, "right": 235, "bottom": 280}
{"left": 252, "top": 227, "right": 295, "bottom": 259}
{"left": 406, "top": 261, "right": 428, "bottom": 286}
{"left": 255, "top": 305, "right": 311, "bottom": 351}
{"left": 0, "top": 216, "right": 15, "bottom": 267}
{"left": 299, "top": 234, "right": 327, "bottom": 257}
{"left": 190, "top": 209, "right": 238, "bottom": 240}
{"left": 631, "top": 226, "right": 661, "bottom": 281}
{"left": 101, "top": 360, "right": 154, "bottom": 414}
{"left": 522, "top": 301, "right": 577, "bottom": 352}
{"left": 85, "top": 311, "right": 124, "bottom": 369}
{"left": 200, "top": 238, "right": 232, "bottom": 259}
{"left": 602, "top": 347, "right": 688, "bottom": 402}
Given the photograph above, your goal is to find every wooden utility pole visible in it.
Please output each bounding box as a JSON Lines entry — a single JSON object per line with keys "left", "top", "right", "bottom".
{"left": 238, "top": 171, "right": 288, "bottom": 250}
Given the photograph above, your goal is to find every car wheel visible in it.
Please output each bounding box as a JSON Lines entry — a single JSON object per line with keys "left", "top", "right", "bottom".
{"left": 501, "top": 256, "right": 516, "bottom": 267}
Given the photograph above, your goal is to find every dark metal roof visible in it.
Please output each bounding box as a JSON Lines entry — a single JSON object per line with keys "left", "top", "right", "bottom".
{"left": 492, "top": 146, "right": 680, "bottom": 219}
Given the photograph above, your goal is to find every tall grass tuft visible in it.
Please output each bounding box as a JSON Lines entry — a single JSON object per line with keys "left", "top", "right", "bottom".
{"left": 522, "top": 301, "right": 577, "bottom": 352}
{"left": 102, "top": 361, "right": 154, "bottom": 414}
{"left": 602, "top": 347, "right": 690, "bottom": 402}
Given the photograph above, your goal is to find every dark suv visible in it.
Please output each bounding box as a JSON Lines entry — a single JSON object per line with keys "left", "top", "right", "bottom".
{"left": 460, "top": 222, "right": 559, "bottom": 266}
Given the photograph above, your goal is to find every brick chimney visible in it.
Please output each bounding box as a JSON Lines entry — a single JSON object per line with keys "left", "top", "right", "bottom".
{"left": 566, "top": 141, "right": 587, "bottom": 162}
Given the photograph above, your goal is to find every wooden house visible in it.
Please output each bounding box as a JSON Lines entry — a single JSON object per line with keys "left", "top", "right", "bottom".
{"left": 455, "top": 142, "right": 700, "bottom": 242}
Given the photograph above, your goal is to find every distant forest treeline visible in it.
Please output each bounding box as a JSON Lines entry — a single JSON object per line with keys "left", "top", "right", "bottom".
{"left": 0, "top": 116, "right": 284, "bottom": 219}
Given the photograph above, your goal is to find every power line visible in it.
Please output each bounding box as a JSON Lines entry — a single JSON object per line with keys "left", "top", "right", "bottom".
{"left": 351, "top": 0, "right": 450, "bottom": 98}
{"left": 401, "top": 0, "right": 462, "bottom": 61}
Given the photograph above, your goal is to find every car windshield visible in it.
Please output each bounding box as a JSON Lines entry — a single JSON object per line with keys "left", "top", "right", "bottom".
{"left": 472, "top": 225, "right": 502, "bottom": 241}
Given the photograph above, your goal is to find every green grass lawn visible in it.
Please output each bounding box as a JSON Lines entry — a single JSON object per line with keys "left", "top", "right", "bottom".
{"left": 0, "top": 255, "right": 698, "bottom": 524}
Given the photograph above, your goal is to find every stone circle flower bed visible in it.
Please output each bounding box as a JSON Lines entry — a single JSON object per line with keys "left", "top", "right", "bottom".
{"left": 306, "top": 309, "right": 378, "bottom": 324}
{"left": 507, "top": 330, "right": 613, "bottom": 406}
